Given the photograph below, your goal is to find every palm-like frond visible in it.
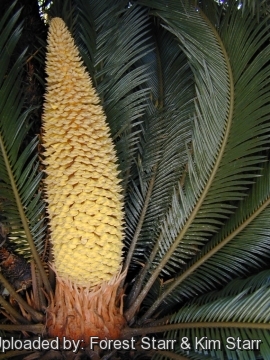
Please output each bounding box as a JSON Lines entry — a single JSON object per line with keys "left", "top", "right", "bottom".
{"left": 165, "top": 271, "right": 270, "bottom": 360}
{"left": 126, "top": 0, "right": 270, "bottom": 323}
{"left": 0, "top": 1, "right": 50, "bottom": 294}
{"left": 124, "top": 27, "right": 195, "bottom": 273}
{"left": 126, "top": 0, "right": 232, "bottom": 319}
{"left": 126, "top": 271, "right": 270, "bottom": 359}
{"left": 146, "top": 161, "right": 270, "bottom": 311}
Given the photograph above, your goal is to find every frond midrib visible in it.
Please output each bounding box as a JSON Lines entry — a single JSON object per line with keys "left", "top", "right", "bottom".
{"left": 143, "top": 190, "right": 270, "bottom": 320}
{"left": 0, "top": 132, "right": 51, "bottom": 295}
{"left": 125, "top": 5, "right": 234, "bottom": 322}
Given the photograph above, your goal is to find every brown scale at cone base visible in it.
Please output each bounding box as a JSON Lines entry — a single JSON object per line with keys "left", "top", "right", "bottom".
{"left": 47, "top": 274, "right": 126, "bottom": 345}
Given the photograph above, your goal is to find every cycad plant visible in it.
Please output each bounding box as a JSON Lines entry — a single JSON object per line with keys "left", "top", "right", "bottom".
{"left": 1, "top": 0, "right": 270, "bottom": 359}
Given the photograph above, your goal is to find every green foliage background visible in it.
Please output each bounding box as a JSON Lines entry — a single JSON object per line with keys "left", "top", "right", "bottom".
{"left": 0, "top": 0, "right": 270, "bottom": 359}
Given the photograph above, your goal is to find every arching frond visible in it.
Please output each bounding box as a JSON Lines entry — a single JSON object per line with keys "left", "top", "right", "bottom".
{"left": 0, "top": 2, "right": 46, "bottom": 261}
{"left": 149, "top": 161, "right": 270, "bottom": 312}
{"left": 124, "top": 27, "right": 195, "bottom": 274}
{"left": 126, "top": 0, "right": 232, "bottom": 320}
{"left": 126, "top": 0, "right": 270, "bottom": 323}
{"left": 164, "top": 272, "right": 270, "bottom": 360}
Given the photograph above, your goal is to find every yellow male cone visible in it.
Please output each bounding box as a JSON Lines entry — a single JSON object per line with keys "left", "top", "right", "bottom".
{"left": 43, "top": 18, "right": 125, "bottom": 342}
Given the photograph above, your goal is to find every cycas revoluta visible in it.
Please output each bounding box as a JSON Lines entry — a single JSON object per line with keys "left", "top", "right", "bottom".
{"left": 0, "top": 0, "right": 270, "bottom": 359}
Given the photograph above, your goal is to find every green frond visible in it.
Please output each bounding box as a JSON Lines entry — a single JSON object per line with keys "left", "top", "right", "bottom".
{"left": 0, "top": 3, "right": 46, "bottom": 259}
{"left": 126, "top": 0, "right": 231, "bottom": 320}
{"left": 148, "top": 161, "right": 270, "bottom": 312}
{"left": 151, "top": 0, "right": 270, "bottom": 274}
{"left": 125, "top": 28, "right": 195, "bottom": 273}
{"left": 193, "top": 269, "right": 270, "bottom": 305}
{"left": 125, "top": 272, "right": 270, "bottom": 359}
{"left": 125, "top": 0, "right": 270, "bottom": 323}
{"left": 0, "top": 1, "right": 51, "bottom": 295}
{"left": 164, "top": 272, "right": 270, "bottom": 360}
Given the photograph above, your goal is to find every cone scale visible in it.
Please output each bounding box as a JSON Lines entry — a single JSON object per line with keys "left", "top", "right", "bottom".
{"left": 43, "top": 18, "right": 125, "bottom": 342}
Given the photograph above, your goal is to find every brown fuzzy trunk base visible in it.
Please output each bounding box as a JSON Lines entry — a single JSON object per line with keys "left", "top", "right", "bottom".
{"left": 47, "top": 273, "right": 126, "bottom": 345}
